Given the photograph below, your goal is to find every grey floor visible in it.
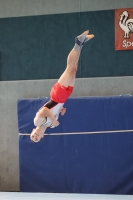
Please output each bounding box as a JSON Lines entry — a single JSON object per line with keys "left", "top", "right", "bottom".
{"left": 0, "top": 192, "right": 133, "bottom": 200}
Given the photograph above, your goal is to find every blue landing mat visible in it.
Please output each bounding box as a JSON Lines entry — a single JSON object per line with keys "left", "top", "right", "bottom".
{"left": 17, "top": 96, "right": 133, "bottom": 194}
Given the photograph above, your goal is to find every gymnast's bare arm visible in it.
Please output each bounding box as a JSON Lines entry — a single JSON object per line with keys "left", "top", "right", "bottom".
{"left": 37, "top": 107, "right": 59, "bottom": 127}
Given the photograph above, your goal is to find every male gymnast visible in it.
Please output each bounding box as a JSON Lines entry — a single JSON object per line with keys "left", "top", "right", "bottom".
{"left": 30, "top": 30, "right": 94, "bottom": 142}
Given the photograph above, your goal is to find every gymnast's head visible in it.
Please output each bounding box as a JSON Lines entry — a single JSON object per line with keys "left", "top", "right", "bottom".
{"left": 30, "top": 115, "right": 49, "bottom": 142}
{"left": 30, "top": 127, "right": 44, "bottom": 143}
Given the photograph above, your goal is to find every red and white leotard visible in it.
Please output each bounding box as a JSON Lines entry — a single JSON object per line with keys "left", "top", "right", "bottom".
{"left": 38, "top": 82, "right": 73, "bottom": 128}
{"left": 39, "top": 100, "right": 64, "bottom": 128}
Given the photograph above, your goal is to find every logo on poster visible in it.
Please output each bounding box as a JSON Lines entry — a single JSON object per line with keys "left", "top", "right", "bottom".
{"left": 119, "top": 11, "right": 133, "bottom": 48}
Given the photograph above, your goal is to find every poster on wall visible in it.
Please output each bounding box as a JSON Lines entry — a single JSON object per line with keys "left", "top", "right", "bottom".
{"left": 115, "top": 8, "right": 133, "bottom": 50}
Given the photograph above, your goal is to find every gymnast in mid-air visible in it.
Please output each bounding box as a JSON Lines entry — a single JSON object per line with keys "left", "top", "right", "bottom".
{"left": 30, "top": 30, "right": 94, "bottom": 142}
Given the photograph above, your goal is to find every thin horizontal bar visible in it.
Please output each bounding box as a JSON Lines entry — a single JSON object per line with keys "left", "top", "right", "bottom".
{"left": 19, "top": 129, "right": 133, "bottom": 136}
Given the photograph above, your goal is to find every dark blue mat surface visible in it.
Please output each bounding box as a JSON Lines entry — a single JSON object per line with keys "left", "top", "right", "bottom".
{"left": 18, "top": 96, "right": 133, "bottom": 194}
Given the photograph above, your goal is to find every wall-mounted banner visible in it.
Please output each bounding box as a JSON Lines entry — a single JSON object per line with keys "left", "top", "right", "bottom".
{"left": 115, "top": 8, "right": 133, "bottom": 50}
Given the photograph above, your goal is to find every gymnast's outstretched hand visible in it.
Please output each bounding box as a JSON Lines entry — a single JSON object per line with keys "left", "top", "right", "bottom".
{"left": 52, "top": 119, "right": 60, "bottom": 127}
{"left": 60, "top": 107, "right": 66, "bottom": 116}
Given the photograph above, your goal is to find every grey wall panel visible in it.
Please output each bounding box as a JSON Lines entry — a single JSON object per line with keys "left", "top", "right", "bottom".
{"left": 81, "top": 0, "right": 133, "bottom": 12}
{"left": 0, "top": 77, "right": 133, "bottom": 191}
{"left": 0, "top": 0, "right": 79, "bottom": 18}
{"left": 0, "top": 0, "right": 132, "bottom": 18}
